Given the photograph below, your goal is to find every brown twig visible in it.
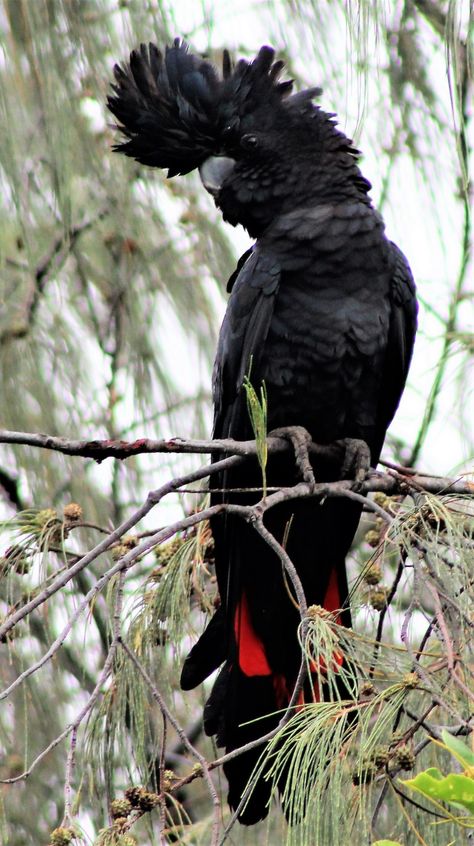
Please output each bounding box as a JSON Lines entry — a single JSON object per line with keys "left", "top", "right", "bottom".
{"left": 0, "top": 209, "right": 110, "bottom": 345}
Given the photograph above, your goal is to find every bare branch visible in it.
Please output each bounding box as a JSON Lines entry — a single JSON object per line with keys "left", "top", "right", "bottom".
{"left": 0, "top": 428, "right": 472, "bottom": 494}
{"left": 0, "top": 209, "right": 110, "bottom": 345}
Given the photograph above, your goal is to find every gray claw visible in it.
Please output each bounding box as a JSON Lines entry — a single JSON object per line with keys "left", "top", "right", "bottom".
{"left": 338, "top": 438, "right": 371, "bottom": 484}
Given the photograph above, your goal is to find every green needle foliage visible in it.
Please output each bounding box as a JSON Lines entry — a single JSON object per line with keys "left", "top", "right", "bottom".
{"left": 243, "top": 375, "right": 268, "bottom": 497}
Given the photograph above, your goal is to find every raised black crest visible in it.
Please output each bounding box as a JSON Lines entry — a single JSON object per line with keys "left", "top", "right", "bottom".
{"left": 108, "top": 40, "right": 318, "bottom": 177}
{"left": 107, "top": 39, "right": 221, "bottom": 176}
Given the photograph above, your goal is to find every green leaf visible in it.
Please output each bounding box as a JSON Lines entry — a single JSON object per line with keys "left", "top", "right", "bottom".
{"left": 371, "top": 841, "right": 404, "bottom": 846}
{"left": 402, "top": 770, "right": 474, "bottom": 814}
{"left": 440, "top": 730, "right": 474, "bottom": 769}
{"left": 243, "top": 374, "right": 268, "bottom": 497}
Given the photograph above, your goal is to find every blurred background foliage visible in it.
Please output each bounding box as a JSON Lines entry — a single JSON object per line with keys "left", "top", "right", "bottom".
{"left": 0, "top": 1, "right": 472, "bottom": 844}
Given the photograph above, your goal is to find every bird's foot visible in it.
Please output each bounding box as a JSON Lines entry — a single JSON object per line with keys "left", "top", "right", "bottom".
{"left": 269, "top": 426, "right": 316, "bottom": 485}
{"left": 334, "top": 438, "right": 371, "bottom": 485}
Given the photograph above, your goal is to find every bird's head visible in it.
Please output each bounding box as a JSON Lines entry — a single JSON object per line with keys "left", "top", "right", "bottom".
{"left": 108, "top": 40, "right": 370, "bottom": 237}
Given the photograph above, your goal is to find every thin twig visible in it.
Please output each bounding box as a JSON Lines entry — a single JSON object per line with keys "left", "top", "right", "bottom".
{"left": 369, "top": 553, "right": 406, "bottom": 678}
{"left": 62, "top": 727, "right": 77, "bottom": 826}
{"left": 0, "top": 209, "right": 110, "bottom": 345}
{"left": 424, "top": 578, "right": 474, "bottom": 704}
{"left": 121, "top": 641, "right": 222, "bottom": 846}
{"left": 409, "top": 14, "right": 472, "bottom": 466}
{"left": 0, "top": 567, "right": 126, "bottom": 786}
{"left": 0, "top": 630, "right": 117, "bottom": 784}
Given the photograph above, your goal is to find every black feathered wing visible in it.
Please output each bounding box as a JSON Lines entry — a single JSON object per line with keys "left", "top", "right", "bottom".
{"left": 372, "top": 243, "right": 417, "bottom": 460}
{"left": 181, "top": 248, "right": 284, "bottom": 824}
{"left": 180, "top": 246, "right": 280, "bottom": 691}
{"left": 212, "top": 247, "right": 281, "bottom": 442}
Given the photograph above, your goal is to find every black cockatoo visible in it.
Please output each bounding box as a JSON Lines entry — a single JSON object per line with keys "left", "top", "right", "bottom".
{"left": 108, "top": 40, "right": 417, "bottom": 824}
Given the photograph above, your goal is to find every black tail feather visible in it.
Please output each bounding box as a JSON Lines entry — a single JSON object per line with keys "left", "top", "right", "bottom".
{"left": 180, "top": 605, "right": 226, "bottom": 690}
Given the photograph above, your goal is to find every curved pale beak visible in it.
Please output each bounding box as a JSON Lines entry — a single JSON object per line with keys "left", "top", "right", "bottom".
{"left": 199, "top": 156, "right": 236, "bottom": 196}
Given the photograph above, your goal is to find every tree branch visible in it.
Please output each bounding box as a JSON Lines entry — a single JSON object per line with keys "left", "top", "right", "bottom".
{"left": 0, "top": 209, "right": 110, "bottom": 345}
{"left": 0, "top": 428, "right": 472, "bottom": 493}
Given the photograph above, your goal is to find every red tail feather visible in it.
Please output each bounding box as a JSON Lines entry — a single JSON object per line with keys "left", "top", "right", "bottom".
{"left": 234, "top": 592, "right": 272, "bottom": 676}
{"left": 323, "top": 567, "right": 342, "bottom": 619}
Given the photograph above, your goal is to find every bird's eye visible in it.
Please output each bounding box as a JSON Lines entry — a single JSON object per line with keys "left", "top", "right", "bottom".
{"left": 241, "top": 134, "right": 258, "bottom": 150}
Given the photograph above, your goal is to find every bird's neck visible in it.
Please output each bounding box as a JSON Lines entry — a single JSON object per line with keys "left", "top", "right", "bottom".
{"left": 231, "top": 169, "right": 372, "bottom": 238}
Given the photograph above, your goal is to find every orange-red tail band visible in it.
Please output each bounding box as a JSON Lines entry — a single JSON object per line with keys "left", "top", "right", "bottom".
{"left": 234, "top": 592, "right": 272, "bottom": 676}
